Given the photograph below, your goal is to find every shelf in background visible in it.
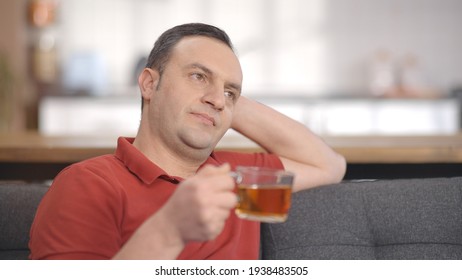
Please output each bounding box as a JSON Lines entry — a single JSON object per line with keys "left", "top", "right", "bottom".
{"left": 1, "top": 132, "right": 461, "bottom": 180}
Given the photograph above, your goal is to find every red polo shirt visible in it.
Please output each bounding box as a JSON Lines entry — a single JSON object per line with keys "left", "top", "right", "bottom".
{"left": 29, "top": 137, "right": 283, "bottom": 259}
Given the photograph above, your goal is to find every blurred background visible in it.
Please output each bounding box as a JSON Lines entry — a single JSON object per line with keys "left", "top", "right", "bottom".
{"left": 1, "top": 0, "right": 461, "bottom": 136}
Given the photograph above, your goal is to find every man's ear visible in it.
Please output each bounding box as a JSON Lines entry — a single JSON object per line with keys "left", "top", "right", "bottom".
{"left": 138, "top": 68, "right": 160, "bottom": 101}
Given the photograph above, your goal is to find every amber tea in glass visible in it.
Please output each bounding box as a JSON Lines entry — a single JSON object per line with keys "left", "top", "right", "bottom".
{"left": 233, "top": 166, "right": 294, "bottom": 223}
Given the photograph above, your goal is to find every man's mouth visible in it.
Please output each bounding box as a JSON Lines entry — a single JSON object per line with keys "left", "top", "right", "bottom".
{"left": 191, "top": 112, "right": 216, "bottom": 126}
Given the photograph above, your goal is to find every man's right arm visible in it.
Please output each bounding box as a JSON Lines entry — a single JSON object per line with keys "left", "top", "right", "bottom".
{"left": 112, "top": 164, "right": 237, "bottom": 260}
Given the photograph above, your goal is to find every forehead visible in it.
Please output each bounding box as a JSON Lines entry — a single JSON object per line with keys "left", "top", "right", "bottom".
{"left": 169, "top": 36, "right": 243, "bottom": 81}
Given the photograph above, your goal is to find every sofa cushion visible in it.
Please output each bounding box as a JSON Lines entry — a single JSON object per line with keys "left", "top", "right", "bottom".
{"left": 261, "top": 177, "right": 462, "bottom": 259}
{"left": 0, "top": 181, "right": 49, "bottom": 260}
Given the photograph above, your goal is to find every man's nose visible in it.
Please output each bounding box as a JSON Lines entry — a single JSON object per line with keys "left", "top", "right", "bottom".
{"left": 202, "top": 83, "right": 226, "bottom": 111}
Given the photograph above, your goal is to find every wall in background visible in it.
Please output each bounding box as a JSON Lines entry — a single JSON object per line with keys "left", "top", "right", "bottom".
{"left": 56, "top": 0, "right": 462, "bottom": 97}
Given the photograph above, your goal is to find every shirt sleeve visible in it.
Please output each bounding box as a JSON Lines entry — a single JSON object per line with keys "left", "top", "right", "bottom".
{"left": 29, "top": 162, "right": 125, "bottom": 260}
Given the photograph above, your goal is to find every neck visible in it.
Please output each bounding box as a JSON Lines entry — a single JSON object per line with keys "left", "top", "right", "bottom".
{"left": 133, "top": 130, "right": 210, "bottom": 179}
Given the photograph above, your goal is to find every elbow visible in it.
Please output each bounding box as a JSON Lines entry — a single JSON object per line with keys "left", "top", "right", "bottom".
{"left": 326, "top": 153, "right": 347, "bottom": 184}
{"left": 285, "top": 152, "right": 347, "bottom": 191}
{"left": 334, "top": 153, "right": 347, "bottom": 182}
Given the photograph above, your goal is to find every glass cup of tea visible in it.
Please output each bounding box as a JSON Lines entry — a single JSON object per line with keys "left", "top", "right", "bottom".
{"left": 232, "top": 166, "right": 295, "bottom": 223}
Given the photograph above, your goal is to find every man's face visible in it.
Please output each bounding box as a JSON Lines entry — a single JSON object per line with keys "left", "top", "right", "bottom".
{"left": 148, "top": 36, "right": 243, "bottom": 156}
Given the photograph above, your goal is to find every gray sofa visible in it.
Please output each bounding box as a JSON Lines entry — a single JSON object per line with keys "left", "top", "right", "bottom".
{"left": 262, "top": 177, "right": 462, "bottom": 259}
{"left": 1, "top": 177, "right": 462, "bottom": 260}
{"left": 0, "top": 181, "right": 49, "bottom": 260}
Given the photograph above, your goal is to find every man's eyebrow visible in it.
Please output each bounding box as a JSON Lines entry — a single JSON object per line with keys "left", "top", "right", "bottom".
{"left": 188, "top": 63, "right": 241, "bottom": 93}
{"left": 188, "top": 63, "right": 213, "bottom": 75}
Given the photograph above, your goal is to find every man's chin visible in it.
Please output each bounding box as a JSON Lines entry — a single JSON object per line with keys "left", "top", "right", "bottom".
{"left": 179, "top": 128, "right": 226, "bottom": 152}
{"left": 181, "top": 136, "right": 217, "bottom": 150}
{"left": 188, "top": 140, "right": 217, "bottom": 151}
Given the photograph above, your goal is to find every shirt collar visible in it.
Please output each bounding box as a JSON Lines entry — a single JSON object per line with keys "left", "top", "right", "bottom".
{"left": 114, "top": 137, "right": 219, "bottom": 185}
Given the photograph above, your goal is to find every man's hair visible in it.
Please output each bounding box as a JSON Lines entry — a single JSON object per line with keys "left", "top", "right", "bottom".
{"left": 145, "top": 23, "right": 235, "bottom": 75}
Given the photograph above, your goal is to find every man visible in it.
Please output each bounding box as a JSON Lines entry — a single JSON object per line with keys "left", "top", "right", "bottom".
{"left": 29, "top": 23, "right": 346, "bottom": 260}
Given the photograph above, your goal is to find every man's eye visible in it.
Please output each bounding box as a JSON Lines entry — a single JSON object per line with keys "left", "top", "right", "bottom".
{"left": 224, "top": 91, "right": 237, "bottom": 101}
{"left": 191, "top": 73, "right": 205, "bottom": 81}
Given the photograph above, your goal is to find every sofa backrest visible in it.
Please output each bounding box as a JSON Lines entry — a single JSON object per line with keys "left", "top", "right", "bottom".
{"left": 3, "top": 177, "right": 462, "bottom": 260}
{"left": 0, "top": 181, "right": 49, "bottom": 260}
{"left": 261, "top": 177, "right": 462, "bottom": 259}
